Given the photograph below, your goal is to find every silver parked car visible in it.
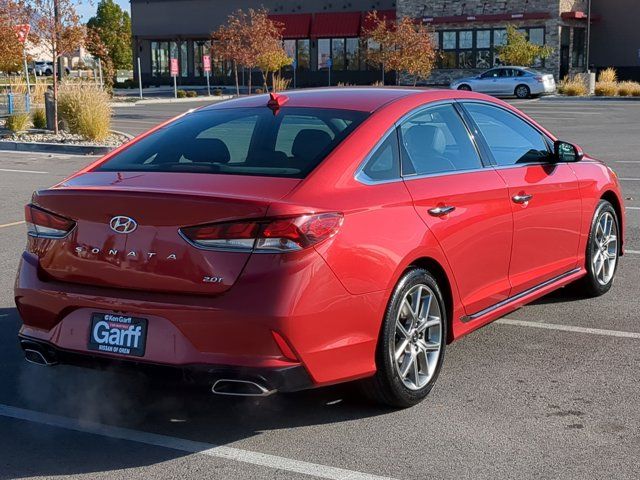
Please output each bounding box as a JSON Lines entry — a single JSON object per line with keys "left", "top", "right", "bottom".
{"left": 450, "top": 66, "right": 556, "bottom": 99}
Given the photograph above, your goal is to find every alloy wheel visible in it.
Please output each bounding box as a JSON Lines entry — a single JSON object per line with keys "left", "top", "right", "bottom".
{"left": 592, "top": 211, "right": 618, "bottom": 285}
{"left": 516, "top": 85, "right": 530, "bottom": 98}
{"left": 392, "top": 284, "right": 443, "bottom": 390}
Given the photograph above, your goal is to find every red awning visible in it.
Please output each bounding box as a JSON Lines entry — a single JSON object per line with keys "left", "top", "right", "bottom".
{"left": 361, "top": 10, "right": 397, "bottom": 32}
{"left": 560, "top": 11, "right": 601, "bottom": 21}
{"left": 268, "top": 13, "right": 312, "bottom": 39}
{"left": 423, "top": 11, "right": 551, "bottom": 24}
{"left": 311, "top": 12, "right": 361, "bottom": 38}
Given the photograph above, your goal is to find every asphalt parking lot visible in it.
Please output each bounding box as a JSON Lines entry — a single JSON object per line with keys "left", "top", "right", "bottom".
{"left": 1, "top": 97, "right": 639, "bottom": 480}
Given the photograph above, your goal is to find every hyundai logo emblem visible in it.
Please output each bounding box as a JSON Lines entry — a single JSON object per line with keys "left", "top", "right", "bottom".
{"left": 109, "top": 216, "right": 138, "bottom": 234}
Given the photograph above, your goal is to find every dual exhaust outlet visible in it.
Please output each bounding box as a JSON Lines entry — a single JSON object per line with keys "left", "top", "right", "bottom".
{"left": 21, "top": 340, "right": 276, "bottom": 397}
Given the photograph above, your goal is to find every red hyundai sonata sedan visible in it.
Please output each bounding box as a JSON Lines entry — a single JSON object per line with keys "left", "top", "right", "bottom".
{"left": 16, "top": 88, "right": 625, "bottom": 407}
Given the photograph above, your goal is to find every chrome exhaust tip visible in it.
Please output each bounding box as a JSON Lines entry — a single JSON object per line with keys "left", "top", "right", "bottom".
{"left": 24, "top": 348, "right": 57, "bottom": 366}
{"left": 211, "top": 379, "right": 276, "bottom": 397}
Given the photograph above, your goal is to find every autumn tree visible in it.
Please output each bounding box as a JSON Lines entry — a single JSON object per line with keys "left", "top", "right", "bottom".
{"left": 212, "top": 10, "right": 248, "bottom": 95}
{"left": 497, "top": 25, "right": 552, "bottom": 67}
{"left": 363, "top": 11, "right": 437, "bottom": 85}
{"left": 87, "top": 0, "right": 132, "bottom": 70}
{"left": 212, "top": 8, "right": 288, "bottom": 95}
{"left": 0, "top": 0, "right": 31, "bottom": 73}
{"left": 85, "top": 26, "right": 115, "bottom": 91}
{"left": 29, "top": 0, "right": 85, "bottom": 133}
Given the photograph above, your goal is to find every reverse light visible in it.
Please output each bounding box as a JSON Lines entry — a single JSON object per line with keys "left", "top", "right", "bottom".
{"left": 25, "top": 204, "right": 76, "bottom": 238}
{"left": 180, "top": 213, "right": 343, "bottom": 253}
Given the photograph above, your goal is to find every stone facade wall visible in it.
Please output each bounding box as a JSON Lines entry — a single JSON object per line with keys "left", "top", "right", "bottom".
{"left": 399, "top": 0, "right": 590, "bottom": 85}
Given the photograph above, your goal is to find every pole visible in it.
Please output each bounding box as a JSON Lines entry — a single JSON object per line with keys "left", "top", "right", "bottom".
{"left": 206, "top": 71, "right": 211, "bottom": 96}
{"left": 22, "top": 47, "right": 31, "bottom": 113}
{"left": 98, "top": 58, "right": 104, "bottom": 89}
{"left": 173, "top": 75, "right": 177, "bottom": 98}
{"left": 586, "top": 0, "right": 592, "bottom": 72}
{"left": 53, "top": 0, "right": 60, "bottom": 134}
{"left": 137, "top": 56, "right": 143, "bottom": 99}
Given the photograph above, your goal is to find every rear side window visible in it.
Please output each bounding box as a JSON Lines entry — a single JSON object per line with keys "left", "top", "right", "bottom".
{"left": 96, "top": 107, "right": 368, "bottom": 178}
{"left": 464, "top": 103, "right": 550, "bottom": 166}
{"left": 359, "top": 132, "right": 400, "bottom": 182}
{"left": 399, "top": 104, "right": 483, "bottom": 176}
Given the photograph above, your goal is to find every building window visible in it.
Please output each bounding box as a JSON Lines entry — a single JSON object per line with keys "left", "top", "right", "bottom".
{"left": 332, "top": 38, "right": 345, "bottom": 70}
{"left": 572, "top": 28, "right": 586, "bottom": 68}
{"left": 193, "top": 40, "right": 211, "bottom": 77}
{"left": 297, "top": 39, "right": 310, "bottom": 70}
{"left": 346, "top": 38, "right": 360, "bottom": 71}
{"left": 318, "top": 38, "right": 359, "bottom": 71}
{"left": 318, "top": 39, "right": 330, "bottom": 69}
{"left": 435, "top": 27, "right": 545, "bottom": 70}
{"left": 180, "top": 42, "right": 188, "bottom": 77}
{"left": 443, "top": 31, "right": 456, "bottom": 50}
{"left": 151, "top": 41, "right": 169, "bottom": 77}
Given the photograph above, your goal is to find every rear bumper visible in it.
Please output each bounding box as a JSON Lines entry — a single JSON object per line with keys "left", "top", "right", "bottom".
{"left": 15, "top": 250, "right": 386, "bottom": 387}
{"left": 18, "top": 336, "right": 313, "bottom": 393}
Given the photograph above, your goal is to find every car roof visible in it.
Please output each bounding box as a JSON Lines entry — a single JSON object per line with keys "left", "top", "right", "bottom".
{"left": 201, "top": 87, "right": 493, "bottom": 113}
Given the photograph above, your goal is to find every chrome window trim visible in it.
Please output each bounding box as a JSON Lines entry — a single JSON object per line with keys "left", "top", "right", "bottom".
{"left": 354, "top": 100, "right": 490, "bottom": 186}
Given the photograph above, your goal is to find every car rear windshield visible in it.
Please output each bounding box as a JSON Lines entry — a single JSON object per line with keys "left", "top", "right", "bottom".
{"left": 96, "top": 107, "right": 369, "bottom": 178}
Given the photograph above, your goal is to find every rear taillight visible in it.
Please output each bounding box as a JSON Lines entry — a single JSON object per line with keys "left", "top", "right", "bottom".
{"left": 25, "top": 204, "right": 75, "bottom": 238}
{"left": 535, "top": 76, "right": 544, "bottom": 83}
{"left": 180, "top": 213, "right": 343, "bottom": 253}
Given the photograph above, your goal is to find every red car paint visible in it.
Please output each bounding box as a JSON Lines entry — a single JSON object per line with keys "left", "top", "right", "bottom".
{"left": 15, "top": 89, "right": 625, "bottom": 388}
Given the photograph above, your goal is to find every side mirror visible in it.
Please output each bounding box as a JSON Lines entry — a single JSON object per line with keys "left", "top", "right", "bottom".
{"left": 554, "top": 140, "right": 584, "bottom": 163}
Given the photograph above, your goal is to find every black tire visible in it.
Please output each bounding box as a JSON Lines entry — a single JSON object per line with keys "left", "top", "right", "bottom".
{"left": 578, "top": 200, "right": 620, "bottom": 297}
{"left": 457, "top": 84, "right": 472, "bottom": 91}
{"left": 360, "top": 268, "right": 447, "bottom": 408}
{"left": 515, "top": 84, "right": 531, "bottom": 99}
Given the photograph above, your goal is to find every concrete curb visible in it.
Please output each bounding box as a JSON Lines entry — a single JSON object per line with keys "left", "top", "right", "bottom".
{"left": 111, "top": 95, "right": 233, "bottom": 107}
{"left": 0, "top": 141, "right": 114, "bottom": 155}
{"left": 540, "top": 95, "right": 640, "bottom": 101}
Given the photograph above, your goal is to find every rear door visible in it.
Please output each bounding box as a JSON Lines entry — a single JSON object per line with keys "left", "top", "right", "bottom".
{"left": 476, "top": 69, "right": 501, "bottom": 94}
{"left": 399, "top": 103, "right": 513, "bottom": 315}
{"left": 462, "top": 102, "right": 582, "bottom": 294}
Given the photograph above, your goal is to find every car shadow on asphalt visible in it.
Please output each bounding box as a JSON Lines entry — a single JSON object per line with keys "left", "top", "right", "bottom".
{"left": 0, "top": 306, "right": 391, "bottom": 478}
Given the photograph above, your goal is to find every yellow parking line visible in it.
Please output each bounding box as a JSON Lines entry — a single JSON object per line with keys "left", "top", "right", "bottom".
{"left": 0, "top": 220, "right": 25, "bottom": 229}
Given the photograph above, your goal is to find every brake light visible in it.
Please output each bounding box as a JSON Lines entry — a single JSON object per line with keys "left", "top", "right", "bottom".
{"left": 25, "top": 204, "right": 75, "bottom": 238}
{"left": 180, "top": 213, "right": 343, "bottom": 252}
{"left": 535, "top": 76, "right": 544, "bottom": 83}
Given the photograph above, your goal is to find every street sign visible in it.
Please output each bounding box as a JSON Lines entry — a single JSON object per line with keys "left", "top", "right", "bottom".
{"left": 13, "top": 24, "right": 30, "bottom": 44}
{"left": 326, "top": 57, "right": 333, "bottom": 68}
{"left": 291, "top": 58, "right": 297, "bottom": 69}
{"left": 203, "top": 55, "right": 211, "bottom": 73}
{"left": 170, "top": 58, "right": 179, "bottom": 77}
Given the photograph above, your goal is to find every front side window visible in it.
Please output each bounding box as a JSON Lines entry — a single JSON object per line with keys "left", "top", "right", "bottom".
{"left": 95, "top": 108, "right": 368, "bottom": 179}
{"left": 399, "top": 104, "right": 483, "bottom": 176}
{"left": 464, "top": 103, "right": 550, "bottom": 166}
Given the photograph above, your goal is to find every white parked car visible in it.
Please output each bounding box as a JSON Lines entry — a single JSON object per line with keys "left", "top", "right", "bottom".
{"left": 450, "top": 66, "right": 556, "bottom": 99}
{"left": 32, "top": 61, "right": 70, "bottom": 76}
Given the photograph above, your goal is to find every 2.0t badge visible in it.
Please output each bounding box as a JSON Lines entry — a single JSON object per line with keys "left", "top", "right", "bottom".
{"left": 110, "top": 215, "right": 138, "bottom": 234}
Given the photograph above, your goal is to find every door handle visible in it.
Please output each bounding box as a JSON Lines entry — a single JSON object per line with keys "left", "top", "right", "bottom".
{"left": 428, "top": 205, "right": 456, "bottom": 217}
{"left": 512, "top": 193, "right": 533, "bottom": 204}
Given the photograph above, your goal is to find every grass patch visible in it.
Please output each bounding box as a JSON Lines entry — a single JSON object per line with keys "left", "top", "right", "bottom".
{"left": 5, "top": 112, "right": 31, "bottom": 132}
{"left": 58, "top": 86, "right": 112, "bottom": 141}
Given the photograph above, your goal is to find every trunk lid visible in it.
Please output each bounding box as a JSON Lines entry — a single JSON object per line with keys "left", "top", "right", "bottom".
{"left": 30, "top": 172, "right": 300, "bottom": 294}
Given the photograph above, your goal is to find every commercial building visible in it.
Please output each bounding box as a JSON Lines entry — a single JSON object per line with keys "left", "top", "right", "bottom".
{"left": 130, "top": 0, "right": 639, "bottom": 87}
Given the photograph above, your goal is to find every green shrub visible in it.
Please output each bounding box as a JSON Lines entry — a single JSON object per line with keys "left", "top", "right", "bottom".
{"left": 186, "top": 90, "right": 198, "bottom": 98}
{"left": 58, "top": 86, "right": 112, "bottom": 141}
{"left": 5, "top": 112, "right": 31, "bottom": 132}
{"left": 32, "top": 109, "right": 47, "bottom": 129}
{"left": 213, "top": 89, "right": 223, "bottom": 96}
{"left": 595, "top": 81, "right": 618, "bottom": 97}
{"left": 254, "top": 88, "right": 264, "bottom": 94}
{"left": 176, "top": 89, "right": 187, "bottom": 98}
